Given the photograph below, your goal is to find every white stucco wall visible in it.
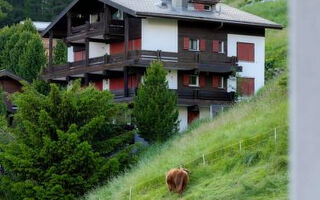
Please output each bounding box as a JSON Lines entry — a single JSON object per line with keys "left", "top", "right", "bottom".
{"left": 89, "top": 42, "right": 110, "bottom": 58}
{"left": 68, "top": 46, "right": 74, "bottom": 62}
{"left": 227, "top": 76, "right": 237, "bottom": 93}
{"left": 178, "top": 107, "right": 188, "bottom": 132}
{"left": 166, "top": 70, "right": 178, "bottom": 89}
{"left": 142, "top": 18, "right": 178, "bottom": 52}
{"left": 200, "top": 107, "right": 210, "bottom": 119}
{"left": 227, "top": 34, "right": 265, "bottom": 93}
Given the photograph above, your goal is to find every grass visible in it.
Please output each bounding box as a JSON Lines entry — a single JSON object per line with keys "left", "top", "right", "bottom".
{"left": 85, "top": 76, "right": 288, "bottom": 200}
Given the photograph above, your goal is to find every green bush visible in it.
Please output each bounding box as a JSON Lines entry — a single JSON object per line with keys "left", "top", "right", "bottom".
{"left": 0, "top": 80, "right": 136, "bottom": 199}
{"left": 133, "top": 61, "right": 179, "bottom": 143}
{"left": 54, "top": 39, "right": 67, "bottom": 65}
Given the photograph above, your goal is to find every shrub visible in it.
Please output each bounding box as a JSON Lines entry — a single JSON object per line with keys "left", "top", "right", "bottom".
{"left": 0, "top": 80, "right": 136, "bottom": 199}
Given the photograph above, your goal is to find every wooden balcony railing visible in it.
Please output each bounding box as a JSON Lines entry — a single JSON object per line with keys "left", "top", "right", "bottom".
{"left": 69, "top": 20, "right": 124, "bottom": 37}
{"left": 110, "top": 88, "right": 234, "bottom": 102}
{"left": 43, "top": 50, "right": 241, "bottom": 77}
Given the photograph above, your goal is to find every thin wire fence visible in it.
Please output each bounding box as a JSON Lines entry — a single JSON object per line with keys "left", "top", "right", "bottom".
{"left": 127, "top": 125, "right": 288, "bottom": 198}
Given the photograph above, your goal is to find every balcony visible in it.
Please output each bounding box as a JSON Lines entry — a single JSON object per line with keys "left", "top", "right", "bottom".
{"left": 43, "top": 50, "right": 241, "bottom": 80}
{"left": 110, "top": 88, "right": 234, "bottom": 103}
{"left": 66, "top": 20, "right": 124, "bottom": 42}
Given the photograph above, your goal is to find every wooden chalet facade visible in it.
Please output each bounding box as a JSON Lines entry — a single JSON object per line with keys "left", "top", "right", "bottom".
{"left": 0, "top": 70, "right": 24, "bottom": 115}
{"left": 42, "top": 0, "right": 282, "bottom": 131}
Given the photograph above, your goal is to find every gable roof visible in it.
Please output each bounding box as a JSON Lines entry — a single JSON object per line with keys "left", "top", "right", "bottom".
{"left": 0, "top": 70, "right": 24, "bottom": 82}
{"left": 99, "top": 0, "right": 282, "bottom": 29}
{"left": 42, "top": 0, "right": 282, "bottom": 37}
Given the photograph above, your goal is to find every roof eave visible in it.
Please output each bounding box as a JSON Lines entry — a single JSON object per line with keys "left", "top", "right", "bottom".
{"left": 41, "top": 0, "right": 80, "bottom": 38}
{"left": 136, "top": 12, "right": 283, "bottom": 30}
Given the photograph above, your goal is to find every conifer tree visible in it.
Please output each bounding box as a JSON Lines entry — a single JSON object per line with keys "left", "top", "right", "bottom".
{"left": 0, "top": 81, "right": 136, "bottom": 199}
{"left": 133, "top": 61, "right": 179, "bottom": 142}
{"left": 54, "top": 39, "right": 67, "bottom": 65}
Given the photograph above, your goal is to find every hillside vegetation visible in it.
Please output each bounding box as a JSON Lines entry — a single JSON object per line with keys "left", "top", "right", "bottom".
{"left": 85, "top": 76, "right": 288, "bottom": 200}
{"left": 85, "top": 1, "right": 288, "bottom": 199}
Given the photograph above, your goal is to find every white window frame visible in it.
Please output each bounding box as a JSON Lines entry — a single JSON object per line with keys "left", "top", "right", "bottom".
{"left": 218, "top": 77, "right": 224, "bottom": 89}
{"left": 187, "top": 3, "right": 195, "bottom": 11}
{"left": 204, "top": 5, "right": 212, "bottom": 11}
{"left": 219, "top": 41, "right": 225, "bottom": 54}
{"left": 189, "top": 39, "right": 200, "bottom": 51}
{"left": 189, "top": 75, "right": 199, "bottom": 87}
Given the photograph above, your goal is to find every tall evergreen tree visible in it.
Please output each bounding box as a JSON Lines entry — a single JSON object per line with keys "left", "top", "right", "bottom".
{"left": 133, "top": 61, "right": 179, "bottom": 142}
{"left": 0, "top": 19, "right": 46, "bottom": 81}
{"left": 0, "top": 81, "right": 136, "bottom": 199}
{"left": 0, "top": 0, "right": 12, "bottom": 20}
{"left": 54, "top": 39, "right": 67, "bottom": 65}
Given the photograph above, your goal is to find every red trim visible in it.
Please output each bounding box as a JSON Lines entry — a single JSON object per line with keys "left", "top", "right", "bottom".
{"left": 74, "top": 51, "right": 85, "bottom": 61}
{"left": 199, "top": 75, "right": 206, "bottom": 87}
{"left": 110, "top": 39, "right": 142, "bottom": 55}
{"left": 212, "top": 40, "right": 219, "bottom": 53}
{"left": 110, "top": 77, "right": 124, "bottom": 90}
{"left": 212, "top": 75, "right": 219, "bottom": 88}
{"left": 183, "top": 37, "right": 189, "bottom": 50}
{"left": 94, "top": 80, "right": 103, "bottom": 91}
{"left": 200, "top": 39, "right": 206, "bottom": 51}
{"left": 128, "top": 75, "right": 138, "bottom": 89}
{"left": 183, "top": 74, "right": 189, "bottom": 86}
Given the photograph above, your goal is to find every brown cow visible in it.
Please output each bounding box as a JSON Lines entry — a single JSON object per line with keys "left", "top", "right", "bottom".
{"left": 166, "top": 168, "right": 189, "bottom": 195}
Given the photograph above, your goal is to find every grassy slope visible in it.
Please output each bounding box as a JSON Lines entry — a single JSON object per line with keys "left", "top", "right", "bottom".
{"left": 85, "top": 77, "right": 288, "bottom": 200}
{"left": 86, "top": 1, "right": 289, "bottom": 199}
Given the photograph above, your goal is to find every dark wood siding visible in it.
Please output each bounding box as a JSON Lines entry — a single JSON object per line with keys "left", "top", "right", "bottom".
{"left": 178, "top": 71, "right": 228, "bottom": 91}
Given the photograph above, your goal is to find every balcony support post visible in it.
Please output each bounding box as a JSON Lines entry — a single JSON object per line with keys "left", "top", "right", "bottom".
{"left": 85, "top": 38, "right": 89, "bottom": 67}
{"left": 67, "top": 12, "right": 72, "bottom": 36}
{"left": 104, "top": 5, "right": 111, "bottom": 35}
{"left": 124, "top": 13, "right": 129, "bottom": 60}
{"left": 124, "top": 67, "right": 129, "bottom": 97}
{"left": 84, "top": 73, "right": 89, "bottom": 86}
{"left": 49, "top": 31, "right": 53, "bottom": 69}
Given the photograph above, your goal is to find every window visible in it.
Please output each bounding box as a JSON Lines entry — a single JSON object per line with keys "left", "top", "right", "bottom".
{"left": 219, "top": 41, "right": 224, "bottom": 53}
{"left": 187, "top": 3, "right": 195, "bottom": 11}
{"left": 112, "top": 10, "right": 123, "bottom": 20}
{"left": 189, "top": 39, "right": 199, "bottom": 51}
{"left": 204, "top": 5, "right": 212, "bottom": 11}
{"left": 237, "top": 42, "right": 255, "bottom": 62}
{"left": 218, "top": 77, "right": 224, "bottom": 88}
{"left": 89, "top": 14, "right": 99, "bottom": 24}
{"left": 189, "top": 75, "right": 199, "bottom": 87}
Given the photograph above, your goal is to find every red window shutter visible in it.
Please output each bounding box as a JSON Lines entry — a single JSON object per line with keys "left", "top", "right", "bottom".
{"left": 194, "top": 3, "right": 205, "bottom": 11}
{"left": 183, "top": 37, "right": 189, "bottom": 50}
{"left": 237, "top": 78, "right": 255, "bottom": 96}
{"left": 200, "top": 39, "right": 206, "bottom": 51}
{"left": 199, "top": 75, "right": 206, "bottom": 87}
{"left": 212, "top": 75, "right": 219, "bottom": 88}
{"left": 237, "top": 42, "right": 255, "bottom": 62}
{"left": 183, "top": 74, "right": 189, "bottom": 86}
{"left": 212, "top": 40, "right": 219, "bottom": 53}
{"left": 94, "top": 81, "right": 103, "bottom": 91}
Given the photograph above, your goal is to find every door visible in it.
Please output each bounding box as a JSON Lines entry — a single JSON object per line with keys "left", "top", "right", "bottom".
{"left": 188, "top": 107, "right": 200, "bottom": 124}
